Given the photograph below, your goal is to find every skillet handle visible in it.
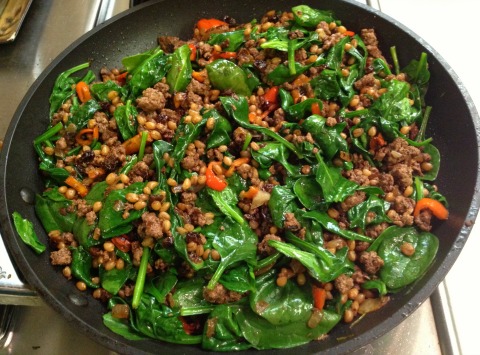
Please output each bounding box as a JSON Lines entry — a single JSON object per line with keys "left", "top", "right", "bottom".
{"left": 366, "top": 0, "right": 381, "bottom": 11}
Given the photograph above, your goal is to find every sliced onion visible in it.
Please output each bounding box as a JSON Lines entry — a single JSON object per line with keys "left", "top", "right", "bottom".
{"left": 111, "top": 304, "right": 130, "bottom": 319}
{"left": 250, "top": 190, "right": 271, "bottom": 210}
{"left": 358, "top": 296, "right": 390, "bottom": 315}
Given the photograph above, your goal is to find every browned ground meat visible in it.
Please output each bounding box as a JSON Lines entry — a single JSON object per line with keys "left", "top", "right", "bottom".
{"left": 203, "top": 283, "right": 243, "bottom": 304}
{"left": 137, "top": 212, "right": 163, "bottom": 239}
{"left": 360, "top": 28, "right": 386, "bottom": 67}
{"left": 131, "top": 241, "right": 143, "bottom": 266}
{"left": 136, "top": 88, "right": 168, "bottom": 112}
{"left": 284, "top": 212, "right": 301, "bottom": 231}
{"left": 359, "top": 251, "right": 384, "bottom": 274}
{"left": 415, "top": 209, "right": 433, "bottom": 231}
{"left": 393, "top": 195, "right": 415, "bottom": 214}
{"left": 158, "top": 36, "right": 185, "bottom": 53}
{"left": 50, "top": 248, "right": 72, "bottom": 265}
{"left": 335, "top": 274, "right": 354, "bottom": 293}
{"left": 128, "top": 161, "right": 153, "bottom": 182}
{"left": 258, "top": 234, "right": 282, "bottom": 255}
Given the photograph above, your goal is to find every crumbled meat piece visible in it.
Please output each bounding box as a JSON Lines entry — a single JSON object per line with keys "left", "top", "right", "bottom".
{"left": 85, "top": 211, "right": 97, "bottom": 225}
{"left": 181, "top": 154, "right": 203, "bottom": 172}
{"left": 50, "top": 248, "right": 72, "bottom": 265}
{"left": 74, "top": 199, "right": 93, "bottom": 218}
{"left": 187, "top": 78, "right": 210, "bottom": 97}
{"left": 414, "top": 209, "right": 433, "bottom": 231}
{"left": 136, "top": 88, "right": 167, "bottom": 112}
{"left": 393, "top": 195, "right": 415, "bottom": 214}
{"left": 284, "top": 212, "right": 301, "bottom": 231}
{"left": 334, "top": 274, "right": 354, "bottom": 293}
{"left": 94, "top": 111, "right": 118, "bottom": 143}
{"left": 377, "top": 173, "right": 395, "bottom": 193}
{"left": 354, "top": 72, "right": 377, "bottom": 91}
{"left": 387, "top": 208, "right": 414, "bottom": 227}
{"left": 101, "top": 144, "right": 126, "bottom": 172}
{"left": 258, "top": 234, "right": 282, "bottom": 255}
{"left": 131, "top": 241, "right": 143, "bottom": 266}
{"left": 359, "top": 251, "right": 384, "bottom": 274}
{"left": 390, "top": 163, "right": 413, "bottom": 190}
{"left": 189, "top": 207, "right": 207, "bottom": 227}
{"left": 158, "top": 36, "right": 185, "bottom": 53}
{"left": 181, "top": 192, "right": 197, "bottom": 204}
{"left": 365, "top": 222, "right": 388, "bottom": 238}
{"left": 127, "top": 161, "right": 152, "bottom": 182}
{"left": 203, "top": 283, "right": 243, "bottom": 304}
{"left": 360, "top": 28, "right": 385, "bottom": 65}
{"left": 351, "top": 266, "right": 368, "bottom": 284}
{"left": 137, "top": 212, "right": 163, "bottom": 239}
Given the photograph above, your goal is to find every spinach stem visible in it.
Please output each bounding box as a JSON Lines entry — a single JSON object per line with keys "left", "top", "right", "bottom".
{"left": 242, "top": 132, "right": 252, "bottom": 152}
{"left": 33, "top": 122, "right": 63, "bottom": 145}
{"left": 254, "top": 252, "right": 281, "bottom": 271}
{"left": 416, "top": 106, "right": 432, "bottom": 142}
{"left": 390, "top": 46, "right": 400, "bottom": 75}
{"left": 138, "top": 130, "right": 149, "bottom": 161}
{"left": 288, "top": 39, "right": 297, "bottom": 75}
{"left": 132, "top": 246, "right": 150, "bottom": 309}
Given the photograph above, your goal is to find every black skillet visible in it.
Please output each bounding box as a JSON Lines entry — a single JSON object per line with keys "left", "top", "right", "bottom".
{"left": 1, "top": 0, "right": 479, "bottom": 354}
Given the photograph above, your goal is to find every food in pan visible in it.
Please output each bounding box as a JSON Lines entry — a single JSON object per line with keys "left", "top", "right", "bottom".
{"left": 17, "top": 4, "right": 449, "bottom": 350}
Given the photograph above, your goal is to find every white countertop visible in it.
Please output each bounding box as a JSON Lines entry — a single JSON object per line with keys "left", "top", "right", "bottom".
{"left": 379, "top": 1, "right": 480, "bottom": 354}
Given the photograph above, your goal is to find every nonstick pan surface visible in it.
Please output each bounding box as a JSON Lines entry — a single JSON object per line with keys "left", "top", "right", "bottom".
{"left": 1, "top": 0, "right": 479, "bottom": 354}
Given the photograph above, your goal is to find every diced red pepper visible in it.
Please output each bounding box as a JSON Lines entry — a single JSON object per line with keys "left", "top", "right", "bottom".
{"left": 196, "top": 18, "right": 228, "bottom": 31}
{"left": 205, "top": 162, "right": 227, "bottom": 191}
{"left": 75, "top": 81, "right": 92, "bottom": 103}
{"left": 312, "top": 285, "right": 326, "bottom": 310}
{"left": 414, "top": 198, "right": 449, "bottom": 220}
{"left": 111, "top": 235, "right": 132, "bottom": 253}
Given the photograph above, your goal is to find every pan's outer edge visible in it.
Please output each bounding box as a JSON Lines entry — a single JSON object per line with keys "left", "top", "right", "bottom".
{"left": 1, "top": 0, "right": 479, "bottom": 354}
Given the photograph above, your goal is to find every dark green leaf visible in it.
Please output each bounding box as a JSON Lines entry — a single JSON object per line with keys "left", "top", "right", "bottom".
{"left": 419, "top": 144, "right": 440, "bottom": 181}
{"left": 98, "top": 182, "right": 147, "bottom": 238}
{"left": 315, "top": 153, "right": 358, "bottom": 203}
{"left": 376, "top": 226, "right": 438, "bottom": 289}
{"left": 303, "top": 210, "right": 373, "bottom": 243}
{"left": 49, "top": 62, "right": 90, "bottom": 118}
{"left": 206, "top": 59, "right": 252, "bottom": 96}
{"left": 166, "top": 44, "right": 193, "bottom": 93}
{"left": 103, "top": 312, "right": 147, "bottom": 341}
{"left": 220, "top": 265, "right": 256, "bottom": 293}
{"left": 12, "top": 212, "right": 46, "bottom": 254}
{"left": 127, "top": 49, "right": 170, "bottom": 99}
{"left": 220, "top": 95, "right": 302, "bottom": 158}
{"left": 100, "top": 264, "right": 135, "bottom": 295}
{"left": 202, "top": 305, "right": 251, "bottom": 351}
{"left": 291, "top": 5, "right": 336, "bottom": 28}
{"left": 268, "top": 185, "right": 298, "bottom": 228}
{"left": 348, "top": 195, "right": 391, "bottom": 230}
{"left": 91, "top": 81, "right": 127, "bottom": 102}
{"left": 235, "top": 302, "right": 340, "bottom": 349}
{"left": 114, "top": 100, "right": 138, "bottom": 140}
{"left": 35, "top": 191, "right": 76, "bottom": 233}
{"left": 205, "top": 109, "right": 233, "bottom": 149}
{"left": 207, "top": 216, "right": 258, "bottom": 289}
{"left": 293, "top": 176, "right": 326, "bottom": 210}
{"left": 208, "top": 30, "right": 245, "bottom": 52}
{"left": 302, "top": 115, "right": 348, "bottom": 160}
{"left": 71, "top": 246, "right": 99, "bottom": 288}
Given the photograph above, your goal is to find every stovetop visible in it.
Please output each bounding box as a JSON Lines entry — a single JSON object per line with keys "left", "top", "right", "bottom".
{"left": 1, "top": 0, "right": 478, "bottom": 354}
